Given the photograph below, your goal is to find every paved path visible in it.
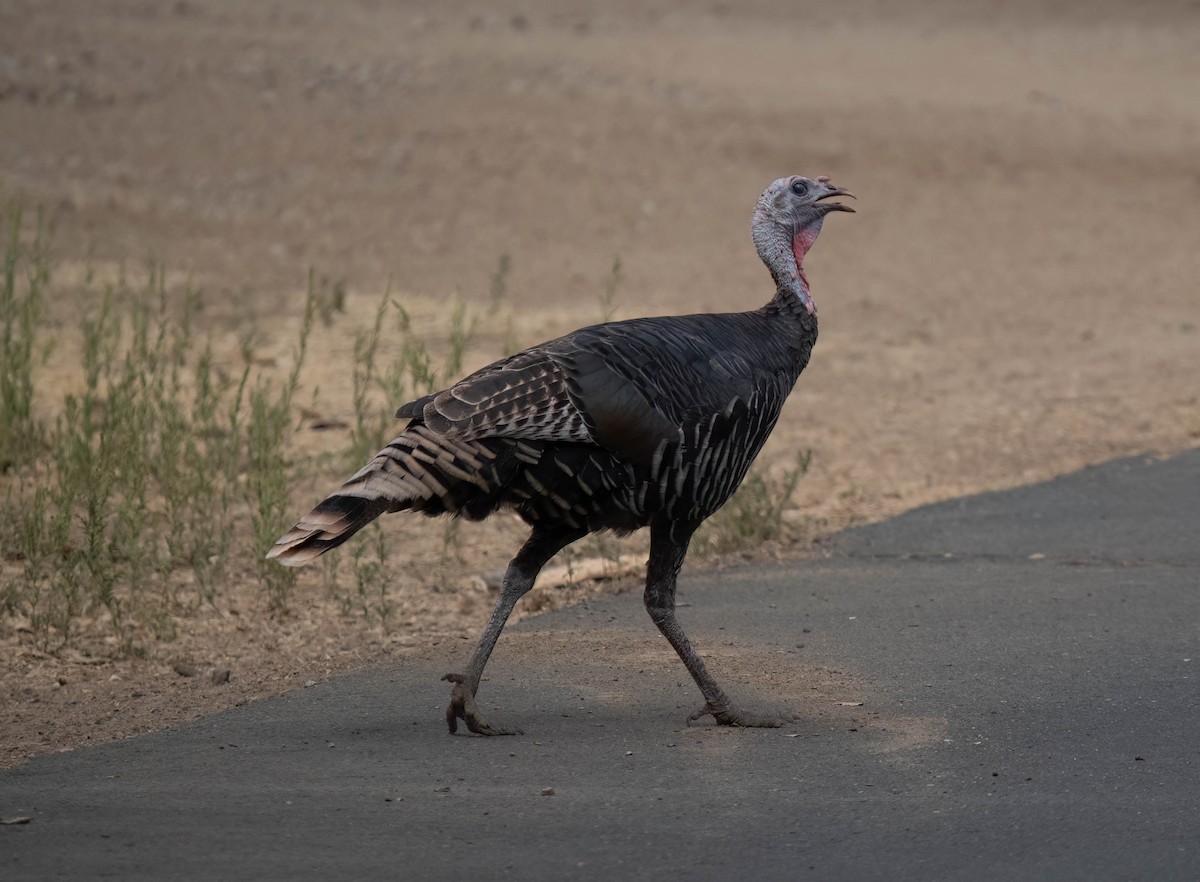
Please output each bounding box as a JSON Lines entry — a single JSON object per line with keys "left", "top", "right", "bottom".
{"left": 3, "top": 451, "right": 1198, "bottom": 880}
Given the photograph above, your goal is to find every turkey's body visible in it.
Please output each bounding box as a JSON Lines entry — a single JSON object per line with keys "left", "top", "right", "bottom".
{"left": 283, "top": 306, "right": 814, "bottom": 557}
{"left": 269, "top": 175, "right": 852, "bottom": 735}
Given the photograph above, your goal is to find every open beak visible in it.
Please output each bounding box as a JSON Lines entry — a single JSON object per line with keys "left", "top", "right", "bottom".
{"left": 816, "top": 186, "right": 856, "bottom": 213}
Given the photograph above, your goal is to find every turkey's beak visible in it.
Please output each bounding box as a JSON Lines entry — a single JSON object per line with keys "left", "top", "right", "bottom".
{"left": 816, "top": 187, "right": 856, "bottom": 213}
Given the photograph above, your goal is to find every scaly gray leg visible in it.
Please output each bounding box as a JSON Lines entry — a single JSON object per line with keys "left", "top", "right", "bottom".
{"left": 444, "top": 525, "right": 585, "bottom": 735}
{"left": 643, "top": 520, "right": 784, "bottom": 728}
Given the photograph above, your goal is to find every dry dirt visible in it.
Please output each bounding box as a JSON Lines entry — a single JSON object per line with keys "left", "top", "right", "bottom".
{"left": 2, "top": 0, "right": 1198, "bottom": 770}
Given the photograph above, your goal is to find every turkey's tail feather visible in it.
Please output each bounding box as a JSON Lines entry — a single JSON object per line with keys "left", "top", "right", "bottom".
{"left": 266, "top": 492, "right": 392, "bottom": 567}
{"left": 266, "top": 425, "right": 505, "bottom": 566}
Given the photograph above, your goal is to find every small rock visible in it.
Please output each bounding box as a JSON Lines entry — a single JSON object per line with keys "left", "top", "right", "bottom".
{"left": 540, "top": 787, "right": 555, "bottom": 797}
{"left": 173, "top": 663, "right": 198, "bottom": 678}
{"left": 210, "top": 668, "right": 231, "bottom": 685}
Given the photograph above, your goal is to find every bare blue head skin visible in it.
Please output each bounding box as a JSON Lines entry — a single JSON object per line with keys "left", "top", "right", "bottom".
{"left": 752, "top": 175, "right": 855, "bottom": 315}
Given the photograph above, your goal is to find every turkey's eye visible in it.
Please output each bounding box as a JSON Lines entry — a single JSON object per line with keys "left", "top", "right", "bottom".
{"left": 790, "top": 180, "right": 808, "bottom": 196}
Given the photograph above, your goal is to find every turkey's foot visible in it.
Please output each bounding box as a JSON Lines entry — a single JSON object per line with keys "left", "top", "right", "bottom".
{"left": 442, "top": 673, "right": 522, "bottom": 736}
{"left": 687, "top": 700, "right": 786, "bottom": 728}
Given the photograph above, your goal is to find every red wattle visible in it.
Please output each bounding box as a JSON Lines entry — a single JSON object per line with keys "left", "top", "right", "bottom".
{"left": 792, "top": 226, "right": 820, "bottom": 269}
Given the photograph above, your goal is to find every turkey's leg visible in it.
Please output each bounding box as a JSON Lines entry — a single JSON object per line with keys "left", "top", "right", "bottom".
{"left": 444, "top": 525, "right": 585, "bottom": 735}
{"left": 643, "top": 521, "right": 784, "bottom": 728}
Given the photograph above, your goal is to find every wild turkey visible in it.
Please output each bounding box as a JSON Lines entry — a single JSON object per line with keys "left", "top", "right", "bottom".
{"left": 268, "top": 175, "right": 854, "bottom": 735}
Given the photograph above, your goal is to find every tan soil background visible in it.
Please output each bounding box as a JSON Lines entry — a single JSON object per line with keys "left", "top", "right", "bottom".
{"left": 1, "top": 0, "right": 1198, "bottom": 769}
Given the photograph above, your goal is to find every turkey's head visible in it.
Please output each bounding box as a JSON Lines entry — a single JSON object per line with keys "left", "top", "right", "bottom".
{"left": 752, "top": 175, "right": 854, "bottom": 314}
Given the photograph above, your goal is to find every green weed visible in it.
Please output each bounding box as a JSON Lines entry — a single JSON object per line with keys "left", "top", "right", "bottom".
{"left": 246, "top": 285, "right": 315, "bottom": 610}
{"left": 340, "top": 288, "right": 481, "bottom": 571}
{"left": 598, "top": 256, "right": 622, "bottom": 321}
{"left": 489, "top": 253, "right": 511, "bottom": 311}
{"left": 0, "top": 202, "right": 319, "bottom": 651}
{"left": 0, "top": 203, "right": 50, "bottom": 471}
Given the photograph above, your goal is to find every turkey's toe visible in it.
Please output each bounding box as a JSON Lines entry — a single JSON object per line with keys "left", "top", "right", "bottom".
{"left": 687, "top": 701, "right": 786, "bottom": 728}
{"left": 442, "top": 673, "right": 523, "bottom": 736}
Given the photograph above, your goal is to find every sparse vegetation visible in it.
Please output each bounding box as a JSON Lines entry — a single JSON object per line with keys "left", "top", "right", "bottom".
{"left": 487, "top": 253, "right": 522, "bottom": 357}
{"left": 0, "top": 203, "right": 49, "bottom": 472}
{"left": 346, "top": 285, "right": 406, "bottom": 467}
{"left": 347, "top": 521, "right": 396, "bottom": 630}
{"left": 0, "top": 203, "right": 318, "bottom": 651}
{"left": 599, "top": 257, "right": 622, "bottom": 322}
{"left": 246, "top": 287, "right": 315, "bottom": 611}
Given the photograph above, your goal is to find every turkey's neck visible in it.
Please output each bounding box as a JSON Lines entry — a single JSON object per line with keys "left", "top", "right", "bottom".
{"left": 769, "top": 263, "right": 813, "bottom": 315}
{"left": 763, "top": 265, "right": 818, "bottom": 379}
{"left": 755, "top": 213, "right": 824, "bottom": 318}
{"left": 759, "top": 241, "right": 818, "bottom": 372}
{"left": 763, "top": 234, "right": 819, "bottom": 321}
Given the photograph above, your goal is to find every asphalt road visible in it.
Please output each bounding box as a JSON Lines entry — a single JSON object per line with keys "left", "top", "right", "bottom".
{"left": 3, "top": 450, "right": 1198, "bottom": 881}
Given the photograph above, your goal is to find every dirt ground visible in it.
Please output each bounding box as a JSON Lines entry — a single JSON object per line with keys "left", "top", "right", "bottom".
{"left": 1, "top": 0, "right": 1197, "bottom": 770}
